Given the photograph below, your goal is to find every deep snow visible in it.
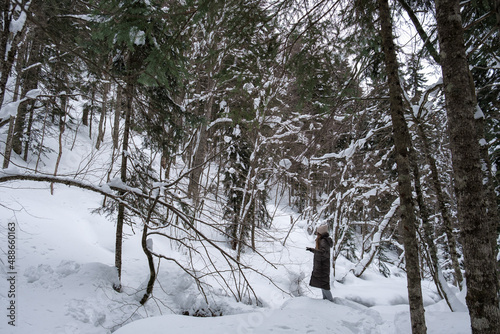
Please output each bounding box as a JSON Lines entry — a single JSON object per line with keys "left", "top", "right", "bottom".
{"left": 0, "top": 114, "right": 472, "bottom": 333}
{"left": 0, "top": 180, "right": 471, "bottom": 334}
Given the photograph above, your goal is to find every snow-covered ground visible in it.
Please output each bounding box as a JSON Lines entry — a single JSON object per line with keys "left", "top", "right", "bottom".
{"left": 0, "top": 182, "right": 471, "bottom": 334}
{"left": 0, "top": 118, "right": 471, "bottom": 333}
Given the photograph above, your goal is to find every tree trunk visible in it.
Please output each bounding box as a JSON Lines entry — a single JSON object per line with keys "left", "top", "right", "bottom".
{"left": 0, "top": 0, "right": 13, "bottom": 106}
{"left": 471, "top": 85, "right": 499, "bottom": 290}
{"left": 11, "top": 30, "right": 25, "bottom": 102}
{"left": 89, "top": 89, "right": 94, "bottom": 139}
{"left": 0, "top": 0, "right": 28, "bottom": 107}
{"left": 13, "top": 94, "right": 33, "bottom": 156}
{"left": 114, "top": 81, "right": 133, "bottom": 292}
{"left": 23, "top": 102, "right": 35, "bottom": 161}
{"left": 139, "top": 195, "right": 160, "bottom": 305}
{"left": 13, "top": 36, "right": 42, "bottom": 156}
{"left": 378, "top": 0, "right": 427, "bottom": 332}
{"left": 51, "top": 92, "right": 67, "bottom": 195}
{"left": 187, "top": 79, "right": 216, "bottom": 204}
{"left": 187, "top": 126, "right": 207, "bottom": 202}
{"left": 96, "top": 78, "right": 110, "bottom": 150}
{"left": 35, "top": 111, "right": 48, "bottom": 172}
{"left": 139, "top": 223, "right": 156, "bottom": 305}
{"left": 435, "top": 0, "right": 500, "bottom": 332}
{"left": 2, "top": 116, "right": 15, "bottom": 168}
{"left": 82, "top": 106, "right": 89, "bottom": 127}
{"left": 0, "top": 1, "right": 10, "bottom": 68}
{"left": 113, "top": 85, "right": 122, "bottom": 150}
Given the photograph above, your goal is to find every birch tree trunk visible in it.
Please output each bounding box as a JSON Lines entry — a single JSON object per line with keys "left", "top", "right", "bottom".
{"left": 378, "top": 0, "right": 427, "bottom": 332}
{"left": 435, "top": 0, "right": 500, "bottom": 332}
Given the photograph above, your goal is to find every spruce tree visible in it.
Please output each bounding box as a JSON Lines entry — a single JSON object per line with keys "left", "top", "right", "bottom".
{"left": 435, "top": 0, "right": 500, "bottom": 331}
{"left": 88, "top": 0, "right": 195, "bottom": 291}
{"left": 378, "top": 0, "right": 427, "bottom": 332}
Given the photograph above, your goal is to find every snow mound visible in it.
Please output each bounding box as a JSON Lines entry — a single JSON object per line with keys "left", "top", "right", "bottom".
{"left": 115, "top": 297, "right": 384, "bottom": 334}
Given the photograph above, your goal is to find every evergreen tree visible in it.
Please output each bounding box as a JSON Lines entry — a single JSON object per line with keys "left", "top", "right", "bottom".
{"left": 435, "top": 0, "right": 500, "bottom": 331}
{"left": 378, "top": 0, "right": 427, "bottom": 331}
{"left": 88, "top": 0, "right": 195, "bottom": 291}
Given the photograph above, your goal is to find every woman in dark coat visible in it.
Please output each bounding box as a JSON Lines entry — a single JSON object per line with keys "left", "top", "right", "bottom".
{"left": 307, "top": 224, "right": 334, "bottom": 301}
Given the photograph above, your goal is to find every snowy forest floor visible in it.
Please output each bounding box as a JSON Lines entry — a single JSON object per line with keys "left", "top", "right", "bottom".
{"left": 0, "top": 120, "right": 471, "bottom": 334}
{"left": 0, "top": 182, "right": 470, "bottom": 334}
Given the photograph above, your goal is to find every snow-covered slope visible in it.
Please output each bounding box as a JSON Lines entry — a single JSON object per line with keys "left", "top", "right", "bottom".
{"left": 0, "top": 116, "right": 471, "bottom": 333}
{"left": 0, "top": 182, "right": 471, "bottom": 333}
{"left": 114, "top": 295, "right": 472, "bottom": 334}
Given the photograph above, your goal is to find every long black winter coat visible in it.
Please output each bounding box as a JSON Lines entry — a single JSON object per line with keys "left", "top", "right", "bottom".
{"left": 309, "top": 232, "right": 334, "bottom": 290}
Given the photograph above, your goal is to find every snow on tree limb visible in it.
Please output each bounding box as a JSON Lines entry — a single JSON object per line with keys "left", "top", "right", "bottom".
{"left": 353, "top": 197, "right": 400, "bottom": 277}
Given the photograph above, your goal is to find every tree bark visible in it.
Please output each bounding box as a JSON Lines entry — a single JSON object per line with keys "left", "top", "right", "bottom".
{"left": 471, "top": 85, "right": 499, "bottom": 290}
{"left": 187, "top": 78, "right": 216, "bottom": 204}
{"left": 0, "top": 0, "right": 28, "bottom": 107}
{"left": 139, "top": 223, "right": 156, "bottom": 305}
{"left": 13, "top": 35, "right": 42, "bottom": 156}
{"left": 23, "top": 102, "right": 35, "bottom": 161}
{"left": 139, "top": 195, "right": 160, "bottom": 305}
{"left": 50, "top": 90, "right": 67, "bottom": 195}
{"left": 378, "top": 0, "right": 427, "bottom": 332}
{"left": 435, "top": 0, "right": 500, "bottom": 332}
{"left": 2, "top": 116, "right": 15, "bottom": 168}
{"left": 0, "top": 0, "right": 13, "bottom": 106}
{"left": 96, "top": 77, "right": 110, "bottom": 150}
{"left": 114, "top": 80, "right": 133, "bottom": 292}
{"left": 0, "top": 0, "right": 10, "bottom": 66}
{"left": 113, "top": 85, "right": 122, "bottom": 150}
{"left": 88, "top": 88, "right": 95, "bottom": 139}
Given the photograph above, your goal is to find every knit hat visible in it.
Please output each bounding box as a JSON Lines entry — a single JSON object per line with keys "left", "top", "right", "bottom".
{"left": 316, "top": 224, "right": 328, "bottom": 235}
